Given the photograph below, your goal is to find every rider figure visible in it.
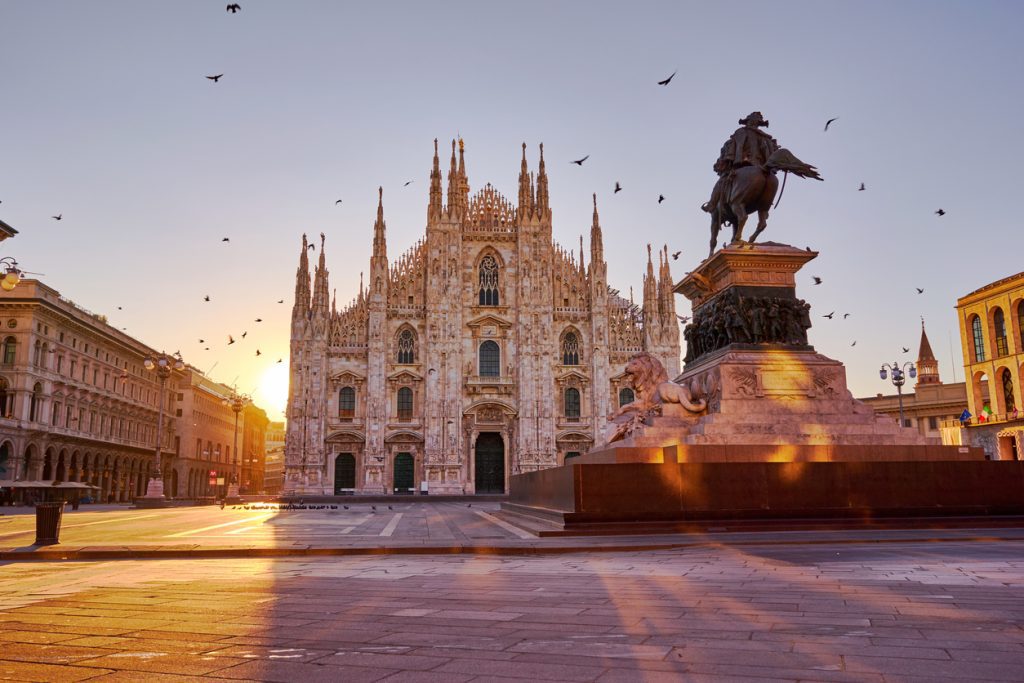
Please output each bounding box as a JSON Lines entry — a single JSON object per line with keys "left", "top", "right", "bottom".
{"left": 703, "top": 112, "right": 780, "bottom": 215}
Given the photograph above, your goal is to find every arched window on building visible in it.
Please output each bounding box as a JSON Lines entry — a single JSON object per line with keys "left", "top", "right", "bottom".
{"left": 397, "top": 329, "right": 415, "bottom": 364}
{"left": 1001, "top": 368, "right": 1017, "bottom": 414}
{"left": 971, "top": 315, "right": 985, "bottom": 362}
{"left": 478, "top": 255, "right": 500, "bottom": 306}
{"left": 1017, "top": 301, "right": 1024, "bottom": 348}
{"left": 397, "top": 387, "right": 413, "bottom": 421}
{"left": 561, "top": 331, "right": 580, "bottom": 366}
{"left": 29, "top": 383, "right": 42, "bottom": 422}
{"left": 994, "top": 308, "right": 1009, "bottom": 357}
{"left": 619, "top": 388, "right": 635, "bottom": 407}
{"left": 2, "top": 337, "right": 16, "bottom": 366}
{"left": 33, "top": 340, "right": 42, "bottom": 366}
{"left": 0, "top": 378, "right": 9, "bottom": 417}
{"left": 339, "top": 387, "right": 356, "bottom": 419}
{"left": 479, "top": 340, "right": 500, "bottom": 377}
{"left": 564, "top": 387, "right": 581, "bottom": 421}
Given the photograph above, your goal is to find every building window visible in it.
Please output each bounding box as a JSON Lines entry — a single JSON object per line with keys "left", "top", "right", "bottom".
{"left": 619, "top": 388, "right": 635, "bottom": 407}
{"left": 339, "top": 387, "right": 356, "bottom": 418}
{"left": 0, "top": 377, "right": 8, "bottom": 417}
{"left": 1018, "top": 301, "right": 1024, "bottom": 348}
{"left": 928, "top": 416, "right": 938, "bottom": 430}
{"left": 478, "top": 255, "right": 500, "bottom": 306}
{"left": 561, "top": 331, "right": 580, "bottom": 366}
{"left": 397, "top": 329, "right": 415, "bottom": 364}
{"left": 970, "top": 315, "right": 985, "bottom": 362}
{"left": 33, "top": 340, "right": 42, "bottom": 366}
{"left": 479, "top": 340, "right": 500, "bottom": 377}
{"left": 52, "top": 401, "right": 61, "bottom": 426}
{"left": 993, "top": 308, "right": 1009, "bottom": 357}
{"left": 29, "top": 383, "right": 42, "bottom": 422}
{"left": 2, "top": 337, "right": 15, "bottom": 365}
{"left": 903, "top": 418, "right": 912, "bottom": 428}
{"left": 564, "top": 387, "right": 581, "bottom": 420}
{"left": 397, "top": 387, "right": 413, "bottom": 420}
{"left": 1002, "top": 368, "right": 1016, "bottom": 414}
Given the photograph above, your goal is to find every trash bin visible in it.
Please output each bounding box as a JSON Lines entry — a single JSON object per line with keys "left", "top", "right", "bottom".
{"left": 34, "top": 502, "right": 65, "bottom": 546}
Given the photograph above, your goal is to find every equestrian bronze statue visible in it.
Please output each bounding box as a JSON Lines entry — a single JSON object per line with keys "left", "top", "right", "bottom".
{"left": 702, "top": 112, "right": 822, "bottom": 257}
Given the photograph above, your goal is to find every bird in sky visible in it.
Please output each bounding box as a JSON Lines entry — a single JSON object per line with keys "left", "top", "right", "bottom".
{"left": 203, "top": 295, "right": 210, "bottom": 302}
{"left": 916, "top": 287, "right": 924, "bottom": 294}
{"left": 52, "top": 214, "right": 62, "bottom": 221}
{"left": 206, "top": 74, "right": 223, "bottom": 82}
{"left": 843, "top": 313, "right": 851, "bottom": 319}
{"left": 935, "top": 209, "right": 946, "bottom": 216}
{"left": 308, "top": 243, "right": 315, "bottom": 250}
{"left": 858, "top": 183, "right": 866, "bottom": 191}
{"left": 117, "top": 306, "right": 122, "bottom": 310}
{"left": 902, "top": 346, "right": 910, "bottom": 353}
{"left": 221, "top": 237, "right": 229, "bottom": 242}
{"left": 657, "top": 70, "right": 677, "bottom": 86}
{"left": 812, "top": 276, "right": 823, "bottom": 285}
{"left": 199, "top": 339, "right": 204, "bottom": 343}
{"left": 277, "top": 299, "right": 284, "bottom": 304}
{"left": 676, "top": 314, "right": 690, "bottom": 324}
{"left": 614, "top": 182, "right": 622, "bottom": 194}
{"left": 570, "top": 155, "right": 589, "bottom": 166}
{"left": 255, "top": 349, "right": 261, "bottom": 357}
{"left": 824, "top": 117, "right": 838, "bottom": 131}
{"left": 227, "top": 335, "right": 235, "bottom": 345}
{"left": 241, "top": 331, "right": 247, "bottom": 338}
{"left": 671, "top": 251, "right": 681, "bottom": 260}
{"left": 255, "top": 318, "right": 262, "bottom": 323}
{"left": 403, "top": 180, "right": 413, "bottom": 187}
{"left": 851, "top": 340, "right": 857, "bottom": 346}
{"left": 658, "top": 194, "right": 666, "bottom": 204}
{"left": 334, "top": 199, "right": 342, "bottom": 205}
{"left": 823, "top": 312, "right": 835, "bottom": 319}
{"left": 205, "top": 347, "right": 210, "bottom": 351}
{"left": 226, "top": 3, "right": 240, "bottom": 12}
{"left": 277, "top": 358, "right": 283, "bottom": 363}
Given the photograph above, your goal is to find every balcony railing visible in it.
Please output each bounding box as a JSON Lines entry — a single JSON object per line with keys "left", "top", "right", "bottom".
{"left": 942, "top": 411, "right": 1022, "bottom": 429}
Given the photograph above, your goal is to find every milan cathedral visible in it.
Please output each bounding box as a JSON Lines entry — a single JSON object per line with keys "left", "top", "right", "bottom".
{"left": 284, "top": 140, "right": 680, "bottom": 495}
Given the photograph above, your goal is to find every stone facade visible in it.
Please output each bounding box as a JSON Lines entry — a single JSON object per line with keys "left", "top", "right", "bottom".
{"left": 240, "top": 403, "right": 269, "bottom": 494}
{"left": 285, "top": 140, "right": 680, "bottom": 495}
{"left": 263, "top": 420, "right": 285, "bottom": 494}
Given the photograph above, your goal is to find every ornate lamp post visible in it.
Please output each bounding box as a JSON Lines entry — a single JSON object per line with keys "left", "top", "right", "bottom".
{"left": 222, "top": 390, "right": 250, "bottom": 500}
{"left": 143, "top": 352, "right": 184, "bottom": 499}
{"left": 0, "top": 258, "right": 23, "bottom": 292}
{"left": 879, "top": 360, "right": 917, "bottom": 429}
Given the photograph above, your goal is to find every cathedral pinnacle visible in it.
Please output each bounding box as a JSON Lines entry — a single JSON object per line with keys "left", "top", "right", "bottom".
{"left": 535, "top": 142, "right": 549, "bottom": 215}
{"left": 428, "top": 137, "right": 442, "bottom": 220}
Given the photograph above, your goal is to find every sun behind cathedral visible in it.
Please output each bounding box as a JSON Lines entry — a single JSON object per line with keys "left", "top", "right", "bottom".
{"left": 285, "top": 140, "right": 681, "bottom": 496}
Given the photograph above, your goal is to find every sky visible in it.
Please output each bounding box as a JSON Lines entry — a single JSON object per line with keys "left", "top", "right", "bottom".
{"left": 2, "top": 1, "right": 1023, "bottom": 421}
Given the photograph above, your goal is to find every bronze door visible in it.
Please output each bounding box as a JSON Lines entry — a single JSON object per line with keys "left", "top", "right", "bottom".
{"left": 393, "top": 452, "right": 414, "bottom": 493}
{"left": 474, "top": 432, "right": 505, "bottom": 494}
{"left": 334, "top": 453, "right": 355, "bottom": 494}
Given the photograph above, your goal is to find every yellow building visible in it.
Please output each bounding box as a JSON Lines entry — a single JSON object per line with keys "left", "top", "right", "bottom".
{"left": 955, "top": 271, "right": 1024, "bottom": 459}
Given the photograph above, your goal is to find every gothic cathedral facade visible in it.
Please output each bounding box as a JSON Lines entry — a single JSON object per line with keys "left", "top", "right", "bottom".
{"left": 284, "top": 140, "right": 680, "bottom": 495}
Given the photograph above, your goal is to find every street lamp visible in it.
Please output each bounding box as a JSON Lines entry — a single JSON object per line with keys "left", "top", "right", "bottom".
{"left": 0, "top": 258, "right": 23, "bottom": 292}
{"left": 879, "top": 360, "right": 917, "bottom": 429}
{"left": 143, "top": 352, "right": 184, "bottom": 499}
{"left": 222, "top": 389, "right": 251, "bottom": 500}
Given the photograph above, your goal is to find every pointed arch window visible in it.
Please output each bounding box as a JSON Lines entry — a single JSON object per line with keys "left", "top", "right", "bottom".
{"left": 339, "top": 386, "right": 356, "bottom": 419}
{"left": 397, "top": 387, "right": 413, "bottom": 420}
{"left": 33, "top": 340, "right": 42, "bottom": 366}
{"left": 478, "top": 255, "right": 500, "bottom": 306}
{"left": 2, "top": 337, "right": 15, "bottom": 365}
{"left": 994, "top": 308, "right": 1009, "bottom": 357}
{"left": 564, "top": 388, "right": 581, "bottom": 421}
{"left": 397, "top": 329, "right": 415, "bottom": 364}
{"left": 479, "top": 340, "right": 500, "bottom": 377}
{"left": 971, "top": 315, "right": 985, "bottom": 362}
{"left": 619, "top": 388, "right": 635, "bottom": 407}
{"left": 561, "top": 331, "right": 580, "bottom": 365}
{"left": 1002, "top": 368, "right": 1016, "bottom": 414}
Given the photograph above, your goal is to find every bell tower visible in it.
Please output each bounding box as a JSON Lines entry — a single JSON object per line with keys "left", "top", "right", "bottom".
{"left": 916, "top": 318, "right": 941, "bottom": 387}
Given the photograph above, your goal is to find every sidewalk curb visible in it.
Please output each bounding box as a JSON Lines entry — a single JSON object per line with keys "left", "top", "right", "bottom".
{"left": 2, "top": 533, "right": 1022, "bottom": 562}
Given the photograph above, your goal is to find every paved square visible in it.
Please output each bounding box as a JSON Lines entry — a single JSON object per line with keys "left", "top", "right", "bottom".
{"left": 2, "top": 540, "right": 1023, "bottom": 681}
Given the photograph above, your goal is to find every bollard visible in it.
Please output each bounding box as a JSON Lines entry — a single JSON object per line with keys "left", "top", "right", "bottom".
{"left": 34, "top": 502, "right": 65, "bottom": 546}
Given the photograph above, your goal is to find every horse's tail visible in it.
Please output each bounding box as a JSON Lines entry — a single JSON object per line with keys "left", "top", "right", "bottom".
{"left": 773, "top": 170, "right": 789, "bottom": 210}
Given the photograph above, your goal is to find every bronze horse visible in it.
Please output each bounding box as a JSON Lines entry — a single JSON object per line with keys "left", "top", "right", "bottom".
{"left": 702, "top": 148, "right": 822, "bottom": 258}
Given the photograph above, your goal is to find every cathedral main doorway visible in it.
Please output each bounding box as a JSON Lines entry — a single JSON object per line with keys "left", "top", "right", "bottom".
{"left": 393, "top": 452, "right": 414, "bottom": 494}
{"left": 334, "top": 453, "right": 355, "bottom": 494}
{"left": 474, "top": 432, "right": 505, "bottom": 494}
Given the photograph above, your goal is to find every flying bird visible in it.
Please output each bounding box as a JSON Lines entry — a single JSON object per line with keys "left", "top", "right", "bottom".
{"left": 277, "top": 299, "right": 284, "bottom": 304}
{"left": 676, "top": 314, "right": 690, "bottom": 324}
{"left": 277, "top": 358, "right": 282, "bottom": 363}
{"left": 227, "top": 335, "right": 235, "bottom": 345}
{"left": 403, "top": 180, "right": 413, "bottom": 187}
{"left": 812, "top": 276, "right": 823, "bottom": 285}
{"left": 199, "top": 339, "right": 204, "bottom": 343}
{"left": 222, "top": 237, "right": 229, "bottom": 242}
{"left": 206, "top": 74, "right": 223, "bottom": 82}
{"left": 226, "top": 3, "right": 240, "bottom": 12}
{"left": 658, "top": 194, "right": 666, "bottom": 204}
{"left": 117, "top": 306, "right": 122, "bottom": 310}
{"left": 851, "top": 340, "right": 857, "bottom": 346}
{"left": 916, "top": 288, "right": 924, "bottom": 294}
{"left": 902, "top": 347, "right": 910, "bottom": 353}
{"left": 843, "top": 313, "right": 850, "bottom": 319}
{"left": 823, "top": 312, "right": 835, "bottom": 319}
{"left": 334, "top": 199, "right": 342, "bottom": 205}
{"left": 657, "top": 70, "right": 677, "bottom": 86}
{"left": 255, "top": 349, "right": 261, "bottom": 357}
{"left": 241, "top": 331, "right": 247, "bottom": 338}
{"left": 614, "top": 182, "right": 622, "bottom": 194}
{"left": 52, "top": 214, "right": 62, "bottom": 221}
{"left": 570, "top": 155, "right": 589, "bottom": 166}
{"left": 824, "top": 117, "right": 838, "bottom": 131}
{"left": 203, "top": 295, "right": 210, "bottom": 302}
{"left": 255, "top": 318, "right": 262, "bottom": 322}
{"left": 671, "top": 251, "right": 681, "bottom": 260}
{"left": 935, "top": 209, "right": 945, "bottom": 216}
{"left": 858, "top": 183, "right": 865, "bottom": 191}
{"left": 308, "top": 243, "right": 315, "bottom": 251}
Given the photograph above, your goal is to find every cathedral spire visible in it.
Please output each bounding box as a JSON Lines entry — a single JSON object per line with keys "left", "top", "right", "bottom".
{"left": 579, "top": 235, "right": 585, "bottom": 275}
{"left": 457, "top": 137, "right": 469, "bottom": 212}
{"left": 916, "top": 318, "right": 941, "bottom": 386}
{"left": 590, "top": 193, "right": 604, "bottom": 266}
{"left": 518, "top": 142, "right": 533, "bottom": 218}
{"left": 312, "top": 232, "right": 330, "bottom": 317}
{"left": 642, "top": 243, "right": 660, "bottom": 347}
{"left": 446, "top": 139, "right": 458, "bottom": 216}
{"left": 535, "top": 143, "right": 549, "bottom": 216}
{"left": 292, "top": 233, "right": 311, "bottom": 324}
{"left": 428, "top": 138, "right": 443, "bottom": 221}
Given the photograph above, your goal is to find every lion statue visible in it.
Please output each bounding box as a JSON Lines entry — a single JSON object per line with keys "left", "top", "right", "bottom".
{"left": 606, "top": 352, "right": 708, "bottom": 443}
